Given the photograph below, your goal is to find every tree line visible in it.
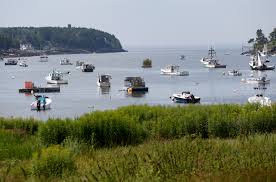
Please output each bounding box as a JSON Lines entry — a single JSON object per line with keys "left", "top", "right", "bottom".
{"left": 0, "top": 26, "right": 123, "bottom": 52}
{"left": 248, "top": 28, "right": 276, "bottom": 53}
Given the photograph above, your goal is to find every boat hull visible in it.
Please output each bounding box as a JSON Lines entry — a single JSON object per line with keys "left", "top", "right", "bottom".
{"left": 45, "top": 76, "right": 68, "bottom": 84}
{"left": 250, "top": 65, "right": 275, "bottom": 71}
{"left": 97, "top": 81, "right": 111, "bottom": 87}
{"left": 160, "top": 70, "right": 189, "bottom": 76}
{"left": 31, "top": 98, "right": 52, "bottom": 110}
{"left": 171, "top": 96, "right": 200, "bottom": 104}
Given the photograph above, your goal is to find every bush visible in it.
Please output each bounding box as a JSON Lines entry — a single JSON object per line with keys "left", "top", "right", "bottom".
{"left": 32, "top": 145, "right": 75, "bottom": 178}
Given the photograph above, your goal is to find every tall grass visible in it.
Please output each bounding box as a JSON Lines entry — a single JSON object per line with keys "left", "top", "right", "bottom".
{"left": 38, "top": 104, "right": 276, "bottom": 147}
{"left": 0, "top": 129, "right": 40, "bottom": 160}
{"left": 0, "top": 117, "right": 39, "bottom": 135}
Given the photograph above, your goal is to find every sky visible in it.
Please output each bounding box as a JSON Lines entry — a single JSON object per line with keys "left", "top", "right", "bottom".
{"left": 0, "top": 0, "right": 275, "bottom": 47}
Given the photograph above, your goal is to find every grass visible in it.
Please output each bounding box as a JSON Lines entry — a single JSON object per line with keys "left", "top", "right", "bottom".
{"left": 0, "top": 104, "right": 276, "bottom": 181}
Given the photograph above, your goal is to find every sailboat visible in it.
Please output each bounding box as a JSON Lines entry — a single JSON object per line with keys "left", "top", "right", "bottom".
{"left": 249, "top": 51, "right": 275, "bottom": 71}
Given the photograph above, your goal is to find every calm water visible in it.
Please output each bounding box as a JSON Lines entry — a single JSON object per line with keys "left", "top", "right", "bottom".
{"left": 0, "top": 46, "right": 275, "bottom": 120}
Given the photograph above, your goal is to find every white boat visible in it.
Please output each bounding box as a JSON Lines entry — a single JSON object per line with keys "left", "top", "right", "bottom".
{"left": 241, "top": 75, "right": 270, "bottom": 84}
{"left": 19, "top": 61, "right": 28, "bottom": 67}
{"left": 249, "top": 51, "right": 275, "bottom": 70}
{"left": 205, "top": 60, "right": 226, "bottom": 68}
{"left": 97, "top": 74, "right": 112, "bottom": 87}
{"left": 248, "top": 94, "right": 271, "bottom": 106}
{"left": 45, "top": 70, "right": 68, "bottom": 84}
{"left": 170, "top": 91, "right": 200, "bottom": 104}
{"left": 5, "top": 59, "right": 18, "bottom": 65}
{"left": 76, "top": 61, "right": 84, "bottom": 69}
{"left": 201, "top": 47, "right": 226, "bottom": 68}
{"left": 160, "top": 65, "right": 189, "bottom": 76}
{"left": 60, "top": 58, "right": 73, "bottom": 65}
{"left": 31, "top": 95, "right": 52, "bottom": 110}
{"left": 228, "top": 70, "right": 242, "bottom": 76}
{"left": 39, "top": 55, "right": 48, "bottom": 62}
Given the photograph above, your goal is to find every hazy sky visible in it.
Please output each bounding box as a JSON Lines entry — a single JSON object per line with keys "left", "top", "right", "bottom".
{"left": 0, "top": 0, "right": 275, "bottom": 47}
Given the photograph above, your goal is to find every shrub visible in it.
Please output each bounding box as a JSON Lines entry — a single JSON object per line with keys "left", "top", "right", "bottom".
{"left": 32, "top": 145, "right": 75, "bottom": 178}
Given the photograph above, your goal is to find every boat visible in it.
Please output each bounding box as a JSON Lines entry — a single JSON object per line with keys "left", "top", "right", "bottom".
{"left": 201, "top": 47, "right": 226, "bottom": 68}
{"left": 45, "top": 70, "right": 68, "bottom": 84}
{"left": 19, "top": 61, "right": 28, "bottom": 67}
{"left": 228, "top": 70, "right": 242, "bottom": 76}
{"left": 142, "top": 58, "right": 152, "bottom": 68}
{"left": 241, "top": 75, "right": 270, "bottom": 84}
{"left": 81, "top": 63, "right": 95, "bottom": 72}
{"left": 124, "top": 77, "right": 148, "bottom": 93}
{"left": 205, "top": 60, "right": 227, "bottom": 68}
{"left": 39, "top": 55, "right": 48, "bottom": 62}
{"left": 248, "top": 94, "right": 271, "bottom": 106}
{"left": 170, "top": 91, "right": 200, "bottom": 104}
{"left": 60, "top": 58, "right": 73, "bottom": 65}
{"left": 249, "top": 51, "right": 275, "bottom": 70}
{"left": 31, "top": 95, "right": 52, "bottom": 110}
{"left": 5, "top": 59, "right": 18, "bottom": 65}
{"left": 76, "top": 61, "right": 84, "bottom": 69}
{"left": 97, "top": 74, "right": 112, "bottom": 87}
{"left": 160, "top": 65, "right": 189, "bottom": 76}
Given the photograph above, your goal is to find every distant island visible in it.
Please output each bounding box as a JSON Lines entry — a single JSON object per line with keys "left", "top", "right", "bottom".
{"left": 0, "top": 24, "right": 126, "bottom": 57}
{"left": 244, "top": 28, "right": 276, "bottom": 55}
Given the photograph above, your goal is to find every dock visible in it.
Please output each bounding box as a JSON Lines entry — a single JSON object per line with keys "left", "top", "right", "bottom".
{"left": 19, "top": 86, "right": 60, "bottom": 93}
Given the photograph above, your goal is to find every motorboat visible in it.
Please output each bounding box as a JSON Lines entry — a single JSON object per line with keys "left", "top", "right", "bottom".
{"left": 170, "top": 91, "right": 200, "bottom": 104}
{"left": 97, "top": 74, "right": 112, "bottom": 87}
{"left": 241, "top": 75, "right": 270, "bottom": 84}
{"left": 160, "top": 65, "right": 189, "bottom": 76}
{"left": 249, "top": 51, "right": 275, "bottom": 70}
{"left": 205, "top": 60, "right": 226, "bottom": 68}
{"left": 81, "top": 63, "right": 95, "bottom": 72}
{"left": 60, "top": 58, "right": 73, "bottom": 65}
{"left": 76, "top": 61, "right": 84, "bottom": 69}
{"left": 248, "top": 94, "right": 271, "bottom": 106}
{"left": 45, "top": 70, "right": 68, "bottom": 84}
{"left": 19, "top": 61, "right": 28, "bottom": 67}
{"left": 31, "top": 95, "right": 52, "bottom": 110}
{"left": 228, "top": 70, "right": 242, "bottom": 76}
{"left": 201, "top": 47, "right": 226, "bottom": 68}
{"left": 124, "top": 77, "right": 149, "bottom": 93}
{"left": 39, "top": 55, "right": 48, "bottom": 62}
{"left": 5, "top": 59, "right": 18, "bottom": 65}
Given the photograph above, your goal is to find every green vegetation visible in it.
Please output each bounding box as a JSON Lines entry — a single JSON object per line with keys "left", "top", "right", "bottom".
{"left": 248, "top": 28, "right": 276, "bottom": 54}
{"left": 142, "top": 58, "right": 152, "bottom": 68}
{"left": 0, "top": 26, "right": 124, "bottom": 52}
{"left": 1, "top": 104, "right": 276, "bottom": 181}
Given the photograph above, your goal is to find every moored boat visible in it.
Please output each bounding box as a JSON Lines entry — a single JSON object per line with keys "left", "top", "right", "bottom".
{"left": 241, "top": 75, "right": 270, "bottom": 84}
{"left": 201, "top": 47, "right": 226, "bottom": 68}
{"left": 248, "top": 94, "right": 271, "bottom": 106}
{"left": 249, "top": 51, "right": 275, "bottom": 70}
{"left": 97, "top": 74, "right": 112, "bottom": 87}
{"left": 228, "top": 70, "right": 242, "bottom": 76}
{"left": 19, "top": 60, "right": 28, "bottom": 67}
{"left": 5, "top": 59, "right": 18, "bottom": 65}
{"left": 124, "top": 77, "right": 148, "bottom": 93}
{"left": 45, "top": 70, "right": 68, "bottom": 84}
{"left": 60, "top": 58, "right": 73, "bottom": 65}
{"left": 170, "top": 91, "right": 200, "bottom": 104}
{"left": 160, "top": 65, "right": 189, "bottom": 76}
{"left": 81, "top": 63, "right": 95, "bottom": 72}
{"left": 39, "top": 55, "right": 48, "bottom": 62}
{"left": 31, "top": 95, "right": 52, "bottom": 110}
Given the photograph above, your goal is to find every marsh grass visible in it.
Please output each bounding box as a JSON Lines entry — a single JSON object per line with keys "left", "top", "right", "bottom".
{"left": 37, "top": 104, "right": 276, "bottom": 146}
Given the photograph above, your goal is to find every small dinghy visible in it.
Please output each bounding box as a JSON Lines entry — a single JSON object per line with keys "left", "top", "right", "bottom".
{"left": 228, "top": 70, "right": 242, "bottom": 76}
{"left": 170, "top": 91, "right": 200, "bottom": 104}
{"left": 31, "top": 95, "right": 52, "bottom": 111}
{"left": 19, "top": 61, "right": 28, "bottom": 67}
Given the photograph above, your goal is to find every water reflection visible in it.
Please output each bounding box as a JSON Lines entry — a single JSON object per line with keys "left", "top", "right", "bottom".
{"left": 98, "top": 86, "right": 110, "bottom": 95}
{"left": 126, "top": 91, "right": 147, "bottom": 98}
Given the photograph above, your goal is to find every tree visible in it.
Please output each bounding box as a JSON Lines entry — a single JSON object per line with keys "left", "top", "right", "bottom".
{"left": 248, "top": 38, "right": 254, "bottom": 44}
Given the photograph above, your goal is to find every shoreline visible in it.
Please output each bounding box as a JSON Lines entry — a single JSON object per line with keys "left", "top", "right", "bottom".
{"left": 0, "top": 48, "right": 127, "bottom": 58}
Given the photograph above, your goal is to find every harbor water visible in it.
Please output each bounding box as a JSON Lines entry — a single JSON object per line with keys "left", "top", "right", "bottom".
{"left": 0, "top": 46, "right": 276, "bottom": 120}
